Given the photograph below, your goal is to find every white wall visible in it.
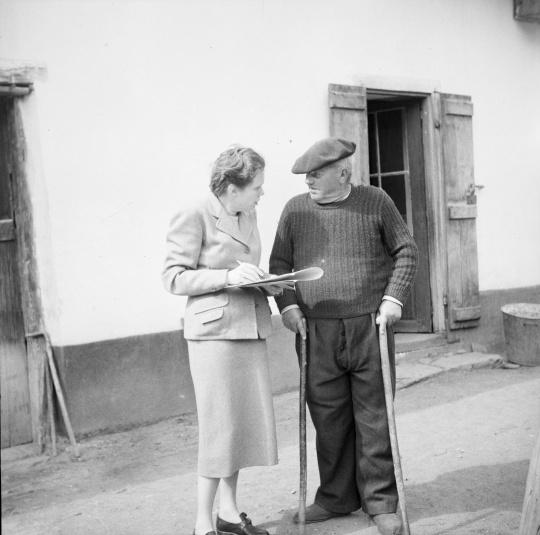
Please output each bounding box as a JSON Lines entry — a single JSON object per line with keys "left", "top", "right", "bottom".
{"left": 1, "top": 0, "right": 539, "bottom": 345}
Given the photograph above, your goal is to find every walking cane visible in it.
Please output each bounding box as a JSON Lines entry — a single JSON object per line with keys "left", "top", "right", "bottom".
{"left": 298, "top": 324, "right": 308, "bottom": 534}
{"left": 379, "top": 321, "right": 411, "bottom": 535}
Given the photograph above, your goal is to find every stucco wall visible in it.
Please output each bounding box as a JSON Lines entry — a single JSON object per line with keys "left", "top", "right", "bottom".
{"left": 1, "top": 0, "right": 539, "bottom": 346}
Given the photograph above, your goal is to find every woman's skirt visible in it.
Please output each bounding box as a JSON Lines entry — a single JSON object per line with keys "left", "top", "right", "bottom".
{"left": 188, "top": 339, "right": 278, "bottom": 477}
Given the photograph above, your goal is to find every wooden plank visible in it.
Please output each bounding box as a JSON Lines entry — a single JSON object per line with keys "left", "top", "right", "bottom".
{"left": 11, "top": 101, "right": 43, "bottom": 335}
{"left": 443, "top": 99, "right": 473, "bottom": 117}
{"left": 0, "top": 219, "right": 15, "bottom": 241}
{"left": 439, "top": 93, "right": 480, "bottom": 330}
{"left": 0, "top": 63, "right": 45, "bottom": 84}
{"left": 1, "top": 98, "right": 33, "bottom": 448}
{"left": 328, "top": 84, "right": 369, "bottom": 185}
{"left": 0, "top": 240, "right": 33, "bottom": 448}
{"left": 26, "top": 336, "right": 47, "bottom": 451}
{"left": 329, "top": 83, "right": 366, "bottom": 110}
{"left": 1, "top": 94, "right": 48, "bottom": 449}
{"left": 11, "top": 101, "right": 48, "bottom": 449}
{"left": 422, "top": 94, "right": 448, "bottom": 334}
{"left": 441, "top": 102, "right": 475, "bottom": 203}
{"left": 519, "top": 429, "right": 540, "bottom": 534}
{"left": 453, "top": 305, "right": 481, "bottom": 322}
{"left": 0, "top": 341, "right": 32, "bottom": 447}
{"left": 0, "top": 85, "right": 32, "bottom": 97}
{"left": 404, "top": 100, "right": 432, "bottom": 332}
{"left": 514, "top": 0, "right": 540, "bottom": 22}
{"left": 448, "top": 204, "right": 477, "bottom": 220}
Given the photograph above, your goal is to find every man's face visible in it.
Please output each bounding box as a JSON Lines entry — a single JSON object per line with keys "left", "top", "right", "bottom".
{"left": 305, "top": 162, "right": 347, "bottom": 203}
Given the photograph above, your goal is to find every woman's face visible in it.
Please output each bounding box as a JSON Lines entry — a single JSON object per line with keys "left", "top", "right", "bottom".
{"left": 231, "top": 170, "right": 265, "bottom": 212}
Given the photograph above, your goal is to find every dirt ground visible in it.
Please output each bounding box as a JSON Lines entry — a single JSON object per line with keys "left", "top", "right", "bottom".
{"left": 2, "top": 365, "right": 540, "bottom": 535}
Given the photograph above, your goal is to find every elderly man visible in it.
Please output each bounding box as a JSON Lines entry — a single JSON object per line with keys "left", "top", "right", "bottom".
{"left": 270, "top": 138, "right": 418, "bottom": 535}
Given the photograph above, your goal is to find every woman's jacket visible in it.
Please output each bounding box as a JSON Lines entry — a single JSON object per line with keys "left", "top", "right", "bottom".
{"left": 163, "top": 193, "right": 272, "bottom": 340}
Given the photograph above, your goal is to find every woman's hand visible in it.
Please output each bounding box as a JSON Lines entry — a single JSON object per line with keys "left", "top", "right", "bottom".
{"left": 227, "top": 261, "right": 266, "bottom": 285}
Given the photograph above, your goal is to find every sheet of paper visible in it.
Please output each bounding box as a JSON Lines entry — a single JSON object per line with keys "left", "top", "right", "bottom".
{"left": 227, "top": 266, "right": 323, "bottom": 288}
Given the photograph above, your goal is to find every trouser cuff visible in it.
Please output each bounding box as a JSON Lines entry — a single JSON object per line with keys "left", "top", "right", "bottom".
{"left": 315, "top": 496, "right": 360, "bottom": 515}
{"left": 362, "top": 502, "right": 399, "bottom": 516}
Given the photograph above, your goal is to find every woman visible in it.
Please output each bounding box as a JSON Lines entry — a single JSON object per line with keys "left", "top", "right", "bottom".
{"left": 163, "top": 146, "right": 278, "bottom": 535}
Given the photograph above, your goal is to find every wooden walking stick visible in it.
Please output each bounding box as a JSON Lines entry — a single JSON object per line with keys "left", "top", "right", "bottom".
{"left": 298, "top": 325, "right": 308, "bottom": 533}
{"left": 379, "top": 321, "right": 411, "bottom": 535}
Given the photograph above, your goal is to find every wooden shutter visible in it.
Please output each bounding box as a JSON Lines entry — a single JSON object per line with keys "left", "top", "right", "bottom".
{"left": 439, "top": 93, "right": 481, "bottom": 329}
{"left": 514, "top": 0, "right": 540, "bottom": 22}
{"left": 328, "top": 84, "right": 369, "bottom": 185}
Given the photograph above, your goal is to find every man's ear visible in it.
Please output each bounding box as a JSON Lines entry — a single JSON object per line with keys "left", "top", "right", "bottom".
{"left": 227, "top": 183, "right": 237, "bottom": 196}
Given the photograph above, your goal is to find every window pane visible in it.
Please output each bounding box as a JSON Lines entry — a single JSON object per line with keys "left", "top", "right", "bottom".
{"left": 368, "top": 113, "right": 378, "bottom": 174}
{"left": 382, "top": 175, "right": 407, "bottom": 220}
{"left": 370, "top": 175, "right": 379, "bottom": 187}
{"left": 378, "top": 109, "right": 404, "bottom": 173}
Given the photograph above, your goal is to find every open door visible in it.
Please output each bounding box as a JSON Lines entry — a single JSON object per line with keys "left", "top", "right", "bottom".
{"left": 329, "top": 84, "right": 432, "bottom": 332}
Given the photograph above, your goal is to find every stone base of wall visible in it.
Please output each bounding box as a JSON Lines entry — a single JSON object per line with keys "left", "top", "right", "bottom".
{"left": 454, "top": 285, "right": 540, "bottom": 353}
{"left": 54, "top": 316, "right": 299, "bottom": 438}
{"left": 53, "top": 285, "right": 540, "bottom": 438}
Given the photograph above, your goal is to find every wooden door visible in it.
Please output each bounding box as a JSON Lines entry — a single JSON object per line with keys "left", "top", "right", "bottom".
{"left": 367, "top": 99, "right": 432, "bottom": 332}
{"left": 439, "top": 93, "right": 480, "bottom": 329}
{"left": 0, "top": 98, "right": 33, "bottom": 448}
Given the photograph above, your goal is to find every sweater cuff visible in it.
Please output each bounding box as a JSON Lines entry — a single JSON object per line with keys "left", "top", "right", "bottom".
{"left": 382, "top": 295, "right": 403, "bottom": 307}
{"left": 274, "top": 289, "right": 298, "bottom": 312}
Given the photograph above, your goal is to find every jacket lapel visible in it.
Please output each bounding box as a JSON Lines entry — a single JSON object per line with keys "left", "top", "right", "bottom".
{"left": 208, "top": 193, "right": 253, "bottom": 248}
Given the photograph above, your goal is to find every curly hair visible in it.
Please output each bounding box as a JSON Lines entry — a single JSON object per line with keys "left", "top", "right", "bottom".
{"left": 210, "top": 145, "right": 265, "bottom": 196}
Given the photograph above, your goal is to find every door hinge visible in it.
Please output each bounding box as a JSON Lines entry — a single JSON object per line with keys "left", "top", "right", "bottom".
{"left": 443, "top": 294, "right": 448, "bottom": 306}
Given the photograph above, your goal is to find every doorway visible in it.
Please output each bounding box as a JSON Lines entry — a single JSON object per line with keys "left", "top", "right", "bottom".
{"left": 367, "top": 98, "right": 432, "bottom": 332}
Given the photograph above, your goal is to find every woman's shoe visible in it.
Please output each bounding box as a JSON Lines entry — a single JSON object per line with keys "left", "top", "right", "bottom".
{"left": 216, "top": 512, "right": 269, "bottom": 535}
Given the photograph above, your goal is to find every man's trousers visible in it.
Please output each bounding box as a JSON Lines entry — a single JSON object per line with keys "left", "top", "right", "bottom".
{"left": 296, "top": 313, "right": 398, "bottom": 516}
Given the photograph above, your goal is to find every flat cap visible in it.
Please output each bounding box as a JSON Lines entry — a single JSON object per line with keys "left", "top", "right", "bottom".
{"left": 291, "top": 137, "right": 356, "bottom": 174}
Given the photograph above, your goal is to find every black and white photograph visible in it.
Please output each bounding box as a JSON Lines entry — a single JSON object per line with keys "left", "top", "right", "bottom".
{"left": 1, "top": 1, "right": 539, "bottom": 534}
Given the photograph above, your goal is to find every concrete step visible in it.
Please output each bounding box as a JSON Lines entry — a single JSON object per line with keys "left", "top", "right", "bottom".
{"left": 396, "top": 351, "right": 504, "bottom": 390}
{"left": 395, "top": 332, "right": 447, "bottom": 353}
{"left": 394, "top": 332, "right": 468, "bottom": 361}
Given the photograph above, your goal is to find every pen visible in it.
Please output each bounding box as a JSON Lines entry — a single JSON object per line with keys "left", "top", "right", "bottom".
{"left": 236, "top": 260, "right": 266, "bottom": 279}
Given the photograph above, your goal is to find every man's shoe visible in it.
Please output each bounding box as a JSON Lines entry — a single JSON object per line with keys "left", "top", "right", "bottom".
{"left": 216, "top": 512, "right": 269, "bottom": 535}
{"left": 371, "top": 513, "right": 403, "bottom": 535}
{"left": 292, "top": 502, "right": 350, "bottom": 524}
{"left": 192, "top": 531, "right": 235, "bottom": 535}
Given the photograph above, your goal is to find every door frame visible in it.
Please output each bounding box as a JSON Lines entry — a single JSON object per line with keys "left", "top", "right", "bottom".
{"left": 329, "top": 84, "right": 449, "bottom": 335}
{"left": 1, "top": 71, "right": 49, "bottom": 451}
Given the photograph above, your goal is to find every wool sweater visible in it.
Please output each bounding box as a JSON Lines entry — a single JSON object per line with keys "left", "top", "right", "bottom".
{"left": 269, "top": 185, "right": 418, "bottom": 318}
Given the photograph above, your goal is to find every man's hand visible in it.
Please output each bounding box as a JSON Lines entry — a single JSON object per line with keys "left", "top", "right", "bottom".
{"left": 262, "top": 284, "right": 284, "bottom": 297}
{"left": 282, "top": 308, "right": 307, "bottom": 339}
{"left": 376, "top": 300, "right": 402, "bottom": 333}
